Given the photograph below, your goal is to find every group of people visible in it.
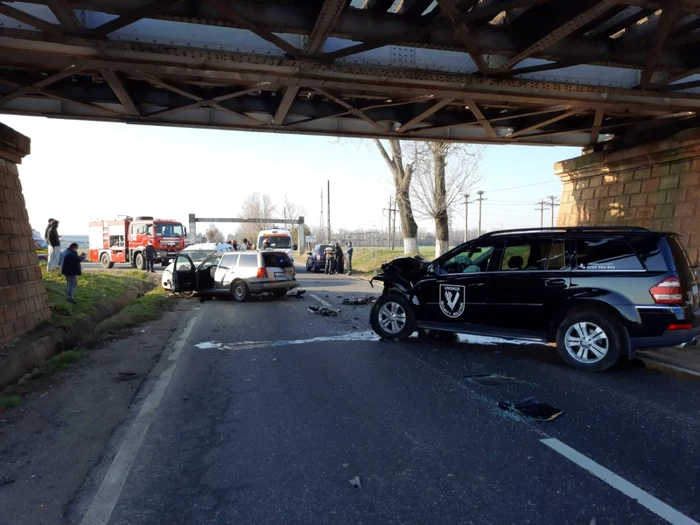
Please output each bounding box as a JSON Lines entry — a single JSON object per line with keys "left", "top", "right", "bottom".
{"left": 45, "top": 218, "right": 83, "bottom": 303}
{"left": 324, "top": 241, "right": 353, "bottom": 275}
{"left": 228, "top": 239, "right": 253, "bottom": 251}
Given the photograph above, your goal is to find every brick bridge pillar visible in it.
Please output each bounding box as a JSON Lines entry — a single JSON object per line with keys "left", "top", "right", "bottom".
{"left": 556, "top": 132, "right": 700, "bottom": 263}
{"left": 0, "top": 122, "right": 51, "bottom": 344}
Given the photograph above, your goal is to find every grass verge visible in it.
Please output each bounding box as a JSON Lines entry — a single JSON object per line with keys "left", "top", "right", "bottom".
{"left": 97, "top": 286, "right": 174, "bottom": 334}
{"left": 0, "top": 395, "right": 21, "bottom": 411}
{"left": 352, "top": 247, "right": 437, "bottom": 275}
{"left": 42, "top": 268, "right": 153, "bottom": 328}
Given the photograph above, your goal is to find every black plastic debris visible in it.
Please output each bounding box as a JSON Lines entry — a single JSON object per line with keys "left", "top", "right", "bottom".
{"left": 498, "top": 397, "right": 563, "bottom": 421}
{"left": 286, "top": 289, "right": 306, "bottom": 298}
{"left": 307, "top": 306, "right": 338, "bottom": 317}
{"left": 464, "top": 374, "right": 529, "bottom": 386}
{"left": 341, "top": 296, "right": 376, "bottom": 306}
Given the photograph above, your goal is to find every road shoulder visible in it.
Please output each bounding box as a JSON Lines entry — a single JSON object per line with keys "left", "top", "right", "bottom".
{"left": 0, "top": 300, "right": 193, "bottom": 525}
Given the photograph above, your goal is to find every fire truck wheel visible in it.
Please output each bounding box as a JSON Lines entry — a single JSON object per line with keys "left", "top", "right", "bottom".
{"left": 135, "top": 252, "right": 145, "bottom": 270}
{"left": 100, "top": 253, "right": 114, "bottom": 269}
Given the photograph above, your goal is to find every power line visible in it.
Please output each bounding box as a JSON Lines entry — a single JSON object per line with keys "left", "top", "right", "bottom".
{"left": 484, "top": 180, "right": 561, "bottom": 193}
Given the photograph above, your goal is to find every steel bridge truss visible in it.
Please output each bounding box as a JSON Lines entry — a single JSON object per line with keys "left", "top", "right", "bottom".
{"left": 2, "top": 0, "right": 700, "bottom": 150}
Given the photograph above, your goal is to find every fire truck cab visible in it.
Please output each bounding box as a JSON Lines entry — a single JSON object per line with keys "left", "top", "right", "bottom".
{"left": 89, "top": 216, "right": 185, "bottom": 270}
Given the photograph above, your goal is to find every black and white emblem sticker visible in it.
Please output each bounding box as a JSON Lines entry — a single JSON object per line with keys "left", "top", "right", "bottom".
{"left": 439, "top": 284, "right": 465, "bottom": 319}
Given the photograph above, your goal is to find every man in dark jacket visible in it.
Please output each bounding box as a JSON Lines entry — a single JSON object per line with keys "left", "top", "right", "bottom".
{"left": 345, "top": 241, "right": 354, "bottom": 275}
{"left": 144, "top": 241, "right": 157, "bottom": 273}
{"left": 61, "top": 242, "right": 82, "bottom": 303}
{"left": 324, "top": 244, "right": 335, "bottom": 274}
{"left": 335, "top": 243, "right": 344, "bottom": 274}
{"left": 46, "top": 219, "right": 61, "bottom": 272}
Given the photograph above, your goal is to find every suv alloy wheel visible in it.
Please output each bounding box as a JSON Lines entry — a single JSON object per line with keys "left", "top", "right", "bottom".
{"left": 556, "top": 310, "right": 626, "bottom": 372}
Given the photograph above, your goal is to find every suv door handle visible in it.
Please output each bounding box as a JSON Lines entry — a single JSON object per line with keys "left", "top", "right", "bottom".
{"left": 544, "top": 278, "right": 566, "bottom": 288}
{"left": 468, "top": 282, "right": 484, "bottom": 288}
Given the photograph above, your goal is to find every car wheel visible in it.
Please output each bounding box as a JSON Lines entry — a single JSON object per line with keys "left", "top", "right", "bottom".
{"left": 231, "top": 280, "right": 250, "bottom": 302}
{"left": 370, "top": 293, "right": 415, "bottom": 340}
{"left": 306, "top": 260, "right": 313, "bottom": 272}
{"left": 135, "top": 253, "right": 145, "bottom": 271}
{"left": 556, "top": 310, "right": 625, "bottom": 372}
{"left": 100, "top": 253, "right": 114, "bottom": 269}
{"left": 178, "top": 291, "right": 196, "bottom": 299}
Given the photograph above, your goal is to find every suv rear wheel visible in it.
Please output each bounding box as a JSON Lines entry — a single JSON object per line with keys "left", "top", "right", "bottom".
{"left": 370, "top": 294, "right": 415, "bottom": 340}
{"left": 556, "top": 310, "right": 625, "bottom": 372}
{"left": 231, "top": 280, "right": 250, "bottom": 302}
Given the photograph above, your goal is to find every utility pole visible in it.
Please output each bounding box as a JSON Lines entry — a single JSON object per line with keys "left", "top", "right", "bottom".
{"left": 536, "top": 199, "right": 547, "bottom": 228}
{"left": 464, "top": 193, "right": 470, "bottom": 242}
{"left": 327, "top": 180, "right": 331, "bottom": 242}
{"left": 476, "top": 191, "right": 485, "bottom": 236}
{"left": 391, "top": 205, "right": 397, "bottom": 250}
{"left": 383, "top": 196, "right": 398, "bottom": 249}
{"left": 547, "top": 195, "right": 560, "bottom": 227}
{"left": 319, "top": 189, "right": 324, "bottom": 243}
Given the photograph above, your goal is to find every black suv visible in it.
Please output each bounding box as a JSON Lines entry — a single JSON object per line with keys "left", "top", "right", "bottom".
{"left": 305, "top": 244, "right": 332, "bottom": 272}
{"left": 369, "top": 227, "right": 700, "bottom": 372}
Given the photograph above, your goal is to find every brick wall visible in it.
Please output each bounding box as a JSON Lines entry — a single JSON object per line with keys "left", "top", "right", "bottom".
{"left": 555, "top": 132, "right": 700, "bottom": 263}
{"left": 0, "top": 122, "right": 51, "bottom": 344}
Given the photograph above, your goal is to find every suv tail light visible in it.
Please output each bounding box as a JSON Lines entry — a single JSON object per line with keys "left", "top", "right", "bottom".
{"left": 650, "top": 277, "right": 684, "bottom": 304}
{"left": 256, "top": 267, "right": 267, "bottom": 279}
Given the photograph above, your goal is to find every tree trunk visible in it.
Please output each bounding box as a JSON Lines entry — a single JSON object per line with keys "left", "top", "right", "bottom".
{"left": 373, "top": 139, "right": 420, "bottom": 255}
{"left": 432, "top": 143, "right": 449, "bottom": 258}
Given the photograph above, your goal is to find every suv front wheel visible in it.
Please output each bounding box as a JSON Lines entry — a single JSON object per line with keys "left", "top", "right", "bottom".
{"left": 556, "top": 310, "right": 625, "bottom": 372}
{"left": 370, "top": 294, "right": 416, "bottom": 340}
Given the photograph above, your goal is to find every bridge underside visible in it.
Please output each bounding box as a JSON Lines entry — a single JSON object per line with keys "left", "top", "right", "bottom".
{"left": 1, "top": 0, "right": 700, "bottom": 149}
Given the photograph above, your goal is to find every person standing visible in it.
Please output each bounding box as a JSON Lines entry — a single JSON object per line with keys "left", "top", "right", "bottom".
{"left": 345, "top": 241, "right": 354, "bottom": 275}
{"left": 335, "top": 243, "right": 344, "bottom": 274}
{"left": 46, "top": 219, "right": 61, "bottom": 272}
{"left": 144, "top": 241, "right": 157, "bottom": 273}
{"left": 61, "top": 242, "right": 82, "bottom": 303}
{"left": 324, "top": 244, "right": 335, "bottom": 274}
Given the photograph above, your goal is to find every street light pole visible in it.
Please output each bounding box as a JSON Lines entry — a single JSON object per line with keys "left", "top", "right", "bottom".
{"left": 464, "top": 193, "right": 470, "bottom": 242}
{"left": 477, "top": 191, "right": 485, "bottom": 236}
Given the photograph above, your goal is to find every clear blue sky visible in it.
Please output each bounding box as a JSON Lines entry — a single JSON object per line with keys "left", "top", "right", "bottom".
{"left": 2, "top": 115, "right": 581, "bottom": 237}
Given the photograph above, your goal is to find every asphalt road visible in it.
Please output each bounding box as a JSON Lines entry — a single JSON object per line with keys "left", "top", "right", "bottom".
{"left": 79, "top": 265, "right": 700, "bottom": 525}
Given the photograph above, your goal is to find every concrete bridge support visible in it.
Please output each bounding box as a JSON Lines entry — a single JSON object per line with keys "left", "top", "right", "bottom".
{"left": 556, "top": 133, "right": 700, "bottom": 263}
{"left": 0, "top": 122, "right": 51, "bottom": 345}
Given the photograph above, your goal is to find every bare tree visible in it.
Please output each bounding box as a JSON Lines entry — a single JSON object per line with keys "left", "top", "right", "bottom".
{"left": 372, "top": 139, "right": 420, "bottom": 254}
{"left": 205, "top": 224, "right": 225, "bottom": 244}
{"left": 239, "top": 192, "right": 278, "bottom": 242}
{"left": 283, "top": 195, "right": 307, "bottom": 232}
{"left": 411, "top": 142, "right": 483, "bottom": 257}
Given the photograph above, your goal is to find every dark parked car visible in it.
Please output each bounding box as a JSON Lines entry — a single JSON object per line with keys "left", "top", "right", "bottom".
{"left": 305, "top": 244, "right": 332, "bottom": 272}
{"left": 368, "top": 227, "right": 700, "bottom": 372}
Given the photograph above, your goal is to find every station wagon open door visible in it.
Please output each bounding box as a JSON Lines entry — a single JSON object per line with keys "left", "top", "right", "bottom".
{"left": 171, "top": 254, "right": 197, "bottom": 293}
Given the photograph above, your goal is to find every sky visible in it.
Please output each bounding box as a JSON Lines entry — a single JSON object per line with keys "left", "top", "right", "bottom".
{"left": 2, "top": 115, "right": 581, "bottom": 238}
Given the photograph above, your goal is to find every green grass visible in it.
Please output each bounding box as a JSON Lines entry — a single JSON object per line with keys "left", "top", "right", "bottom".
{"left": 42, "top": 268, "right": 153, "bottom": 328}
{"left": 0, "top": 395, "right": 21, "bottom": 410}
{"left": 97, "top": 286, "right": 174, "bottom": 334}
{"left": 352, "top": 247, "right": 437, "bottom": 275}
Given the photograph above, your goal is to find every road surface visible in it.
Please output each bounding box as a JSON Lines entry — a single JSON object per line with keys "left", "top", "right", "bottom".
{"left": 76, "top": 266, "right": 700, "bottom": 525}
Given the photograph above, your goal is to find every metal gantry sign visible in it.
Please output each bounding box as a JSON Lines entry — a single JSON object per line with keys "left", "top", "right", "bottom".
{"left": 188, "top": 214, "right": 305, "bottom": 255}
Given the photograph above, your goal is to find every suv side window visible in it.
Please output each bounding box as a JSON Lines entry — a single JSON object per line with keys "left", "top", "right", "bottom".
{"left": 500, "top": 239, "right": 567, "bottom": 271}
{"left": 239, "top": 253, "right": 258, "bottom": 267}
{"left": 546, "top": 240, "right": 569, "bottom": 270}
{"left": 574, "top": 237, "right": 644, "bottom": 271}
{"left": 220, "top": 253, "right": 239, "bottom": 270}
{"left": 440, "top": 244, "right": 496, "bottom": 274}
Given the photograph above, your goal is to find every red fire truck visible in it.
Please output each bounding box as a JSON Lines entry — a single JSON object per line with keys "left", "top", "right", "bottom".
{"left": 89, "top": 216, "right": 186, "bottom": 269}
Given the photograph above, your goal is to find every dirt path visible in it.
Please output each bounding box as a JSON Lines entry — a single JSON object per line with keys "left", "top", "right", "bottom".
{"left": 0, "top": 299, "right": 193, "bottom": 525}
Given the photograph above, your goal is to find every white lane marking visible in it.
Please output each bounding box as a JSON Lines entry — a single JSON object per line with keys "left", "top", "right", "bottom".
{"left": 541, "top": 438, "right": 700, "bottom": 525}
{"left": 79, "top": 310, "right": 200, "bottom": 525}
{"left": 309, "top": 293, "right": 334, "bottom": 308}
{"left": 194, "top": 331, "right": 380, "bottom": 351}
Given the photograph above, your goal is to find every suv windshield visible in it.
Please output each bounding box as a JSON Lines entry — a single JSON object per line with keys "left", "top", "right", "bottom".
{"left": 260, "top": 235, "right": 292, "bottom": 248}
{"left": 155, "top": 224, "right": 184, "bottom": 237}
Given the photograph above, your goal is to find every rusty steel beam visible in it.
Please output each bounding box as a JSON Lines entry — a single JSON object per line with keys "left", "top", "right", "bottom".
{"left": 590, "top": 108, "right": 604, "bottom": 144}
{"left": 0, "top": 2, "right": 64, "bottom": 36}
{"left": 91, "top": 0, "right": 186, "bottom": 36}
{"left": 361, "top": 0, "right": 395, "bottom": 12}
{"left": 464, "top": 98, "right": 498, "bottom": 139}
{"left": 508, "top": 109, "right": 579, "bottom": 138}
{"left": 273, "top": 85, "right": 299, "bottom": 125}
{"left": 496, "top": 0, "right": 620, "bottom": 72}
{"left": 395, "top": 97, "right": 454, "bottom": 132}
{"left": 0, "top": 65, "right": 82, "bottom": 106}
{"left": 396, "top": 0, "right": 435, "bottom": 18}
{"left": 435, "top": 0, "right": 490, "bottom": 75}
{"left": 311, "top": 86, "right": 386, "bottom": 132}
{"left": 100, "top": 69, "right": 140, "bottom": 116}
{"left": 305, "top": 0, "right": 347, "bottom": 55}
{"left": 47, "top": 0, "right": 82, "bottom": 32}
{"left": 639, "top": 4, "right": 680, "bottom": 88}
{"left": 325, "top": 0, "right": 550, "bottom": 60}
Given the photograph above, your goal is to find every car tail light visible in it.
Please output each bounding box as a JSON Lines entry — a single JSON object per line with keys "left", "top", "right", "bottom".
{"left": 256, "top": 267, "right": 267, "bottom": 279}
{"left": 650, "top": 277, "right": 684, "bottom": 304}
{"left": 668, "top": 324, "right": 692, "bottom": 330}
{"left": 316, "top": 254, "right": 321, "bottom": 260}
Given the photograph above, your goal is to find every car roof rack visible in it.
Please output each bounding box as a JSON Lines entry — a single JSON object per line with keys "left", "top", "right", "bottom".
{"left": 478, "top": 226, "right": 651, "bottom": 238}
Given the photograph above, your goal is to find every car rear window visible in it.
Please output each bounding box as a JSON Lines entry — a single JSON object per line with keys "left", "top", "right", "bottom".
{"left": 628, "top": 236, "right": 667, "bottom": 271}
{"left": 239, "top": 253, "right": 258, "bottom": 267}
{"left": 262, "top": 252, "right": 293, "bottom": 268}
{"left": 667, "top": 236, "right": 696, "bottom": 283}
{"left": 574, "top": 237, "right": 644, "bottom": 271}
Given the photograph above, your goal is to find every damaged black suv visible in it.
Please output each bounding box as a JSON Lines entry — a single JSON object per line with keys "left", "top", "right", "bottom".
{"left": 369, "top": 227, "right": 700, "bottom": 372}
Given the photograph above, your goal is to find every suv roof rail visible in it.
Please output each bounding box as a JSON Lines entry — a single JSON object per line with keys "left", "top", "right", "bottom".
{"left": 478, "top": 226, "right": 651, "bottom": 238}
